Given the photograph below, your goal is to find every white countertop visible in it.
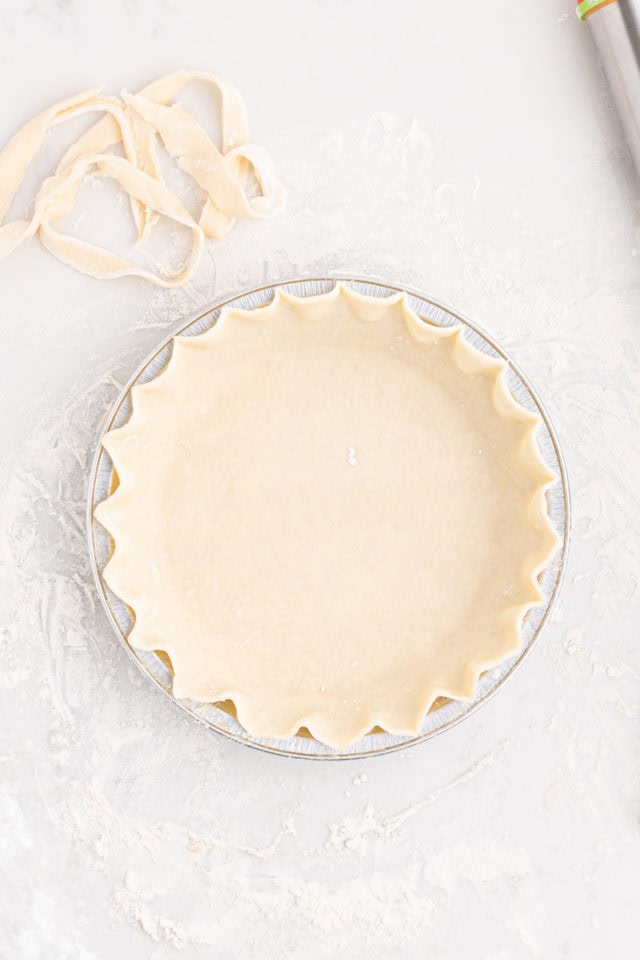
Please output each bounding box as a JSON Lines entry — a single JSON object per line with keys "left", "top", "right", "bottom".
{"left": 1, "top": 1, "right": 639, "bottom": 957}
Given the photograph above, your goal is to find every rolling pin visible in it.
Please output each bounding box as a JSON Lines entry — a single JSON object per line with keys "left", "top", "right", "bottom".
{"left": 577, "top": 0, "right": 640, "bottom": 173}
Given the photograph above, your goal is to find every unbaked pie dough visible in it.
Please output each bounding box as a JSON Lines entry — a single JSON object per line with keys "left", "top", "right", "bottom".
{"left": 0, "top": 71, "right": 284, "bottom": 285}
{"left": 95, "top": 284, "right": 559, "bottom": 747}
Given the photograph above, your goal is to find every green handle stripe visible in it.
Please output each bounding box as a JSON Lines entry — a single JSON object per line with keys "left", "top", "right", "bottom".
{"left": 577, "top": 0, "right": 616, "bottom": 20}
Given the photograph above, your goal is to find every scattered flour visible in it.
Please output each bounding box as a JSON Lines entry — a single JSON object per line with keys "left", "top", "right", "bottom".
{"left": 1, "top": 64, "right": 639, "bottom": 959}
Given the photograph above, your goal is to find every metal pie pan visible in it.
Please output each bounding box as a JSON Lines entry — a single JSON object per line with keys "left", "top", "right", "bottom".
{"left": 87, "top": 275, "right": 570, "bottom": 760}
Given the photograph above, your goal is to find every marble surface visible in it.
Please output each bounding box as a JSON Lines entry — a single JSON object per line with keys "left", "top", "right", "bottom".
{"left": 1, "top": 1, "right": 639, "bottom": 957}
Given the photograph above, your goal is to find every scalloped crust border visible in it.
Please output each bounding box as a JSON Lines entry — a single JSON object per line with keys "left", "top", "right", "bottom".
{"left": 95, "top": 283, "right": 560, "bottom": 748}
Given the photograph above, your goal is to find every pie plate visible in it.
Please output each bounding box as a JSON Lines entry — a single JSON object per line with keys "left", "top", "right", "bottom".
{"left": 87, "top": 275, "right": 570, "bottom": 759}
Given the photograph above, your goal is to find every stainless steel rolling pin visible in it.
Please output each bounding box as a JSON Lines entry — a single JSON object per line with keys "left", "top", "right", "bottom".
{"left": 577, "top": 0, "right": 640, "bottom": 173}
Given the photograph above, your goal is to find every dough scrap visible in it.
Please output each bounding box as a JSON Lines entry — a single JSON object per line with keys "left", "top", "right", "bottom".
{"left": 0, "top": 72, "right": 284, "bottom": 286}
{"left": 95, "top": 284, "right": 559, "bottom": 747}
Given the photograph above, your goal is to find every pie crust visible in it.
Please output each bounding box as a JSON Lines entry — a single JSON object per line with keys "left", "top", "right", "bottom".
{"left": 95, "top": 284, "right": 558, "bottom": 747}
